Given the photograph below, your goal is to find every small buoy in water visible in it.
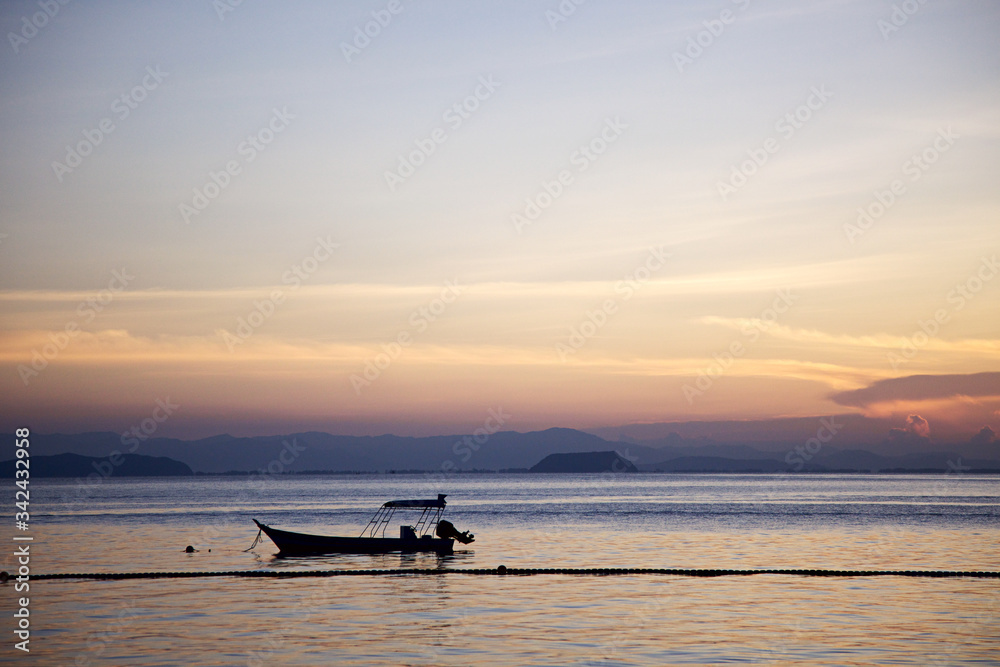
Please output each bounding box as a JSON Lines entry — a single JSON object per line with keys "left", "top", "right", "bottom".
{"left": 497, "top": 565, "right": 507, "bottom": 575}
{"left": 185, "top": 546, "right": 196, "bottom": 553}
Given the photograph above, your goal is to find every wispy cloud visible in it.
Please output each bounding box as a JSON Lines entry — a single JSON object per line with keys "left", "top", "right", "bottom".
{"left": 700, "top": 318, "right": 1000, "bottom": 358}
{"left": 830, "top": 372, "right": 1000, "bottom": 408}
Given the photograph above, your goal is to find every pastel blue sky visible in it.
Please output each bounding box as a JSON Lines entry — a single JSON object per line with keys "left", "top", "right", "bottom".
{"left": 1, "top": 0, "right": 998, "bottom": 437}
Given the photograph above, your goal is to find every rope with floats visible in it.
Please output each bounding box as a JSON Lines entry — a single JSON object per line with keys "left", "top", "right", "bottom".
{"left": 6, "top": 567, "right": 999, "bottom": 582}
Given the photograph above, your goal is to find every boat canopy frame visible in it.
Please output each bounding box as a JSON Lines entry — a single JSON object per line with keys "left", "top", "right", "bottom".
{"left": 359, "top": 494, "right": 448, "bottom": 538}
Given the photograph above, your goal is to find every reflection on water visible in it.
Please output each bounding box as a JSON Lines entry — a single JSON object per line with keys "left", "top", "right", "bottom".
{"left": 3, "top": 473, "right": 998, "bottom": 665}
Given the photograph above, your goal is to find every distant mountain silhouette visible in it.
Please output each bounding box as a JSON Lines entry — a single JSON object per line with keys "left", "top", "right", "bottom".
{"left": 530, "top": 451, "right": 637, "bottom": 473}
{"left": 30, "top": 427, "right": 626, "bottom": 474}
{"left": 0, "top": 452, "right": 192, "bottom": 478}
{"left": 24, "top": 425, "right": 1000, "bottom": 475}
{"left": 587, "top": 415, "right": 887, "bottom": 446}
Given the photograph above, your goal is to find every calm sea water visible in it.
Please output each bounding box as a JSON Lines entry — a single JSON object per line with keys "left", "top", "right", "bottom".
{"left": 2, "top": 473, "right": 999, "bottom": 665}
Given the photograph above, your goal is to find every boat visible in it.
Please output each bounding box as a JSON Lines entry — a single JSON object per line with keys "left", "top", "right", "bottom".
{"left": 250, "top": 494, "right": 474, "bottom": 556}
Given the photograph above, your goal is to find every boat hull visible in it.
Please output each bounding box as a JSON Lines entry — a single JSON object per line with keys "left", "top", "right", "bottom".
{"left": 253, "top": 520, "right": 454, "bottom": 555}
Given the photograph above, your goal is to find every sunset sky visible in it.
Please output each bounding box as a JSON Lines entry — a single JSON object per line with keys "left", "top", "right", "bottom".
{"left": 1, "top": 1, "right": 998, "bottom": 439}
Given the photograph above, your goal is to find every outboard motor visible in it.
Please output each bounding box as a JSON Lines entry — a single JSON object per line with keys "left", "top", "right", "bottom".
{"left": 436, "top": 519, "right": 475, "bottom": 544}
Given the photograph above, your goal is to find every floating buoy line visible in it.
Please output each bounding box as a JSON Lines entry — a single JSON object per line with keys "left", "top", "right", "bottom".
{"left": 3, "top": 567, "right": 999, "bottom": 583}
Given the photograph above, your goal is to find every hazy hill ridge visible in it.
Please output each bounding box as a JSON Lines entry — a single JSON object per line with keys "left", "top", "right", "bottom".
{"left": 23, "top": 419, "right": 1000, "bottom": 475}
{"left": 0, "top": 453, "right": 192, "bottom": 478}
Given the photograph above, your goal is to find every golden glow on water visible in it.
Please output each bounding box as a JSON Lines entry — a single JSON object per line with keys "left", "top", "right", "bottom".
{"left": 3, "top": 474, "right": 998, "bottom": 665}
{"left": 18, "top": 574, "right": 1000, "bottom": 665}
